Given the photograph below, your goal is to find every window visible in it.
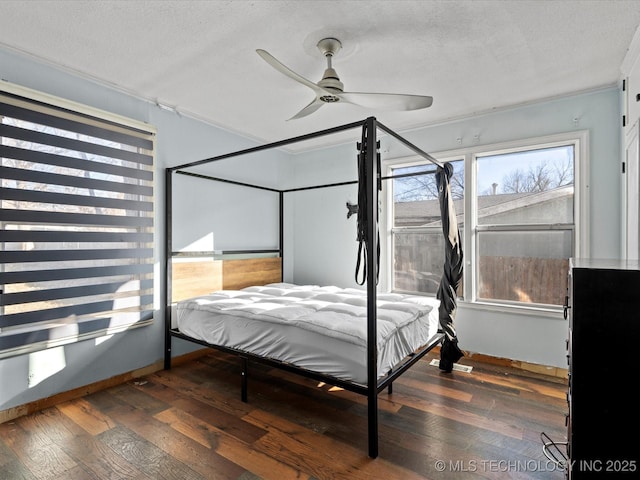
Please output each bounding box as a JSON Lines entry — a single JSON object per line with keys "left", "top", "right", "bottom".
{"left": 388, "top": 133, "right": 584, "bottom": 310}
{"left": 391, "top": 159, "right": 464, "bottom": 296}
{"left": 0, "top": 87, "right": 155, "bottom": 357}
{"left": 476, "top": 145, "right": 574, "bottom": 306}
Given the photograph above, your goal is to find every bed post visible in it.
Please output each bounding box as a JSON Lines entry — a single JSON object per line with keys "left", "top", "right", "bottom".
{"left": 164, "top": 168, "right": 173, "bottom": 370}
{"left": 364, "top": 116, "right": 379, "bottom": 458}
{"left": 279, "top": 191, "right": 284, "bottom": 281}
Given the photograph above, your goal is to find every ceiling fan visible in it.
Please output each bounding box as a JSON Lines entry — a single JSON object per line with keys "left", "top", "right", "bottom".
{"left": 256, "top": 38, "right": 433, "bottom": 120}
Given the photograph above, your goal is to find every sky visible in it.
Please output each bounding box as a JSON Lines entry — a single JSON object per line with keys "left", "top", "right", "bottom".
{"left": 392, "top": 144, "right": 574, "bottom": 201}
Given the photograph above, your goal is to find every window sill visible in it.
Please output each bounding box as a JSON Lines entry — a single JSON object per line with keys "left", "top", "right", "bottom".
{"left": 458, "top": 299, "right": 565, "bottom": 319}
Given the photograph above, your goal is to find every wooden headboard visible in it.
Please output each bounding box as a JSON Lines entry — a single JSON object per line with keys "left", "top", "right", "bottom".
{"left": 171, "top": 257, "right": 282, "bottom": 302}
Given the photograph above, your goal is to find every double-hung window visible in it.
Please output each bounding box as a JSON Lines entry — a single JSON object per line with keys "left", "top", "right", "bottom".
{"left": 0, "top": 86, "right": 155, "bottom": 358}
{"left": 389, "top": 132, "right": 585, "bottom": 310}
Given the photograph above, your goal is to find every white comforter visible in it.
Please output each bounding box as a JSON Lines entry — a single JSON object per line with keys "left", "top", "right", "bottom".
{"left": 177, "top": 283, "right": 436, "bottom": 350}
{"left": 176, "top": 283, "right": 440, "bottom": 383}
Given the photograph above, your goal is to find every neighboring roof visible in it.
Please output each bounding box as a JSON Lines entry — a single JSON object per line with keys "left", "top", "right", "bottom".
{"left": 394, "top": 185, "right": 574, "bottom": 226}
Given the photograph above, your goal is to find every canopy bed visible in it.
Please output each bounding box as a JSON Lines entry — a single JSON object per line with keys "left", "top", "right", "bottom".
{"left": 163, "top": 117, "right": 463, "bottom": 458}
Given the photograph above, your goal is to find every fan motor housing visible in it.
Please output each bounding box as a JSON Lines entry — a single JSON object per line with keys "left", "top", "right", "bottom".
{"left": 318, "top": 67, "right": 344, "bottom": 102}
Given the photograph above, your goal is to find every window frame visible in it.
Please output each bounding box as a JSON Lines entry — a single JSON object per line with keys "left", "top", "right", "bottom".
{"left": 383, "top": 130, "right": 589, "bottom": 314}
{"left": 0, "top": 81, "right": 156, "bottom": 359}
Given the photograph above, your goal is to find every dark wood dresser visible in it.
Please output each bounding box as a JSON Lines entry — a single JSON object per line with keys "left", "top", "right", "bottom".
{"left": 565, "top": 258, "right": 640, "bottom": 478}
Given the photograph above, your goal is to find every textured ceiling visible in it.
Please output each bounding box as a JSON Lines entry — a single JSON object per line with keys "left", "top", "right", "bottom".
{"left": 1, "top": 0, "right": 640, "bottom": 150}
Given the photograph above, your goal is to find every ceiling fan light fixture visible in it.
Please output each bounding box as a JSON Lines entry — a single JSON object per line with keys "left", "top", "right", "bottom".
{"left": 320, "top": 94, "right": 341, "bottom": 103}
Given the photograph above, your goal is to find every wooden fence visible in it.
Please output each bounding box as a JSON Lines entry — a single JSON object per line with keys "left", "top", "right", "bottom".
{"left": 478, "top": 256, "right": 569, "bottom": 306}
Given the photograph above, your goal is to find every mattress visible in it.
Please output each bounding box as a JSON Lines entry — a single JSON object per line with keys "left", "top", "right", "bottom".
{"left": 176, "top": 283, "right": 441, "bottom": 385}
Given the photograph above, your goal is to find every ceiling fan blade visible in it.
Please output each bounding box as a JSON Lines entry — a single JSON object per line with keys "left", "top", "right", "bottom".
{"left": 287, "top": 97, "right": 325, "bottom": 120}
{"left": 256, "top": 49, "right": 328, "bottom": 95}
{"left": 338, "top": 92, "right": 433, "bottom": 111}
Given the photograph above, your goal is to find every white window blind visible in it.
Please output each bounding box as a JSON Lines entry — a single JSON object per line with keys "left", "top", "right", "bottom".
{"left": 0, "top": 89, "right": 155, "bottom": 357}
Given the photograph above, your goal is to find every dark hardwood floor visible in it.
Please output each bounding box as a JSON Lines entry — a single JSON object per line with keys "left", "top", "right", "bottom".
{"left": 0, "top": 350, "right": 569, "bottom": 480}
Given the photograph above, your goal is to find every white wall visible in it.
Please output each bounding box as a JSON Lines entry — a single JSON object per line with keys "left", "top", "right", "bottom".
{"left": 285, "top": 141, "right": 361, "bottom": 286}
{"left": 288, "top": 88, "right": 622, "bottom": 369}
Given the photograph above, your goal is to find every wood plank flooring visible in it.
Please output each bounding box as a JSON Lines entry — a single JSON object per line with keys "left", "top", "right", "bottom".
{"left": 0, "top": 350, "right": 569, "bottom": 480}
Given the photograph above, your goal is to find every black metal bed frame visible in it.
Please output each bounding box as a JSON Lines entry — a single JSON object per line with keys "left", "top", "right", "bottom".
{"left": 163, "top": 116, "right": 444, "bottom": 458}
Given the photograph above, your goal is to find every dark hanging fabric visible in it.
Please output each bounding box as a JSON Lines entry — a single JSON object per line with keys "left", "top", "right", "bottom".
{"left": 435, "top": 162, "right": 464, "bottom": 372}
{"left": 355, "top": 125, "right": 381, "bottom": 286}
